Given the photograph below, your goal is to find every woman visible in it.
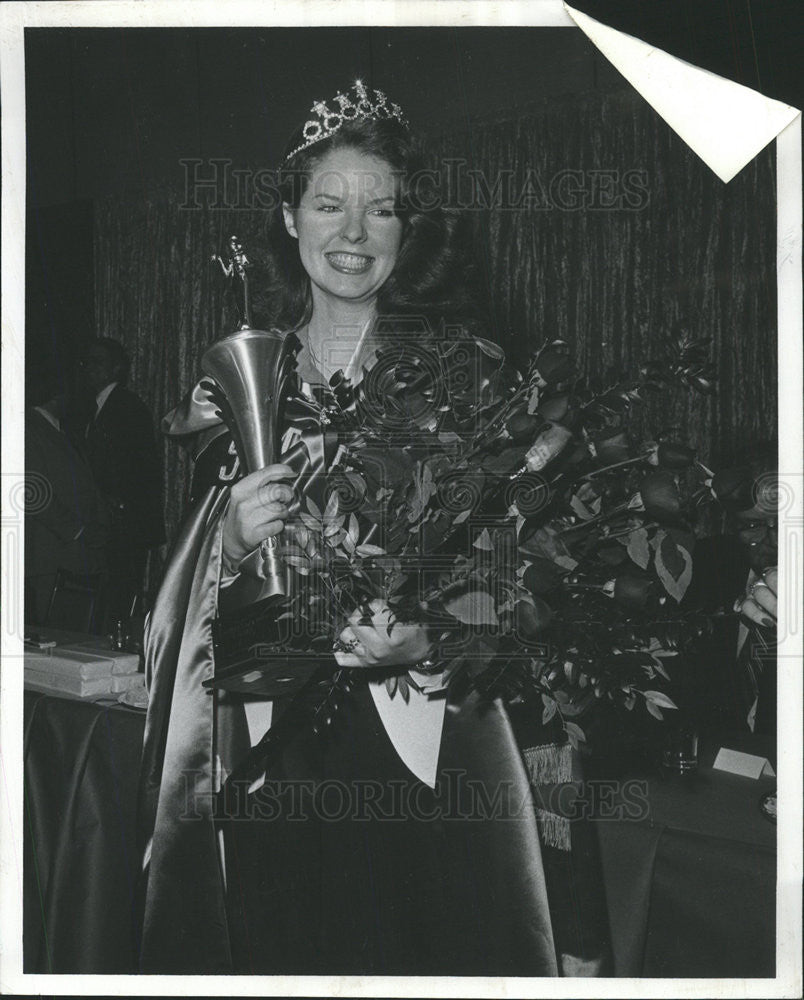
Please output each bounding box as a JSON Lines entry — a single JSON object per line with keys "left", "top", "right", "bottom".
{"left": 138, "top": 81, "right": 579, "bottom": 976}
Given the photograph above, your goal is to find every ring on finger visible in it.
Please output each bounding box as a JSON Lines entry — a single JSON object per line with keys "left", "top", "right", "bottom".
{"left": 333, "top": 637, "right": 360, "bottom": 653}
{"left": 751, "top": 580, "right": 770, "bottom": 596}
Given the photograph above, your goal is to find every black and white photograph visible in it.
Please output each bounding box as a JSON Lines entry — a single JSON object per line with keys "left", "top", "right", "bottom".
{"left": 1, "top": 0, "right": 801, "bottom": 994}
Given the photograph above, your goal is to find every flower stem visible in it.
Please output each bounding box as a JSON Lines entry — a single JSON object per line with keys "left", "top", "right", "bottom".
{"left": 458, "top": 385, "right": 530, "bottom": 463}
{"left": 579, "top": 454, "right": 650, "bottom": 482}
{"left": 558, "top": 502, "right": 633, "bottom": 535}
{"left": 601, "top": 522, "right": 657, "bottom": 542}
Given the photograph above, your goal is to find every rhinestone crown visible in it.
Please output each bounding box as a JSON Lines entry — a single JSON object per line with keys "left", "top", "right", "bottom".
{"left": 283, "top": 80, "right": 409, "bottom": 162}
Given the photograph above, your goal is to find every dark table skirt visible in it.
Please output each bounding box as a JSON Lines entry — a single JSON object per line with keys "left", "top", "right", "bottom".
{"left": 23, "top": 691, "right": 145, "bottom": 974}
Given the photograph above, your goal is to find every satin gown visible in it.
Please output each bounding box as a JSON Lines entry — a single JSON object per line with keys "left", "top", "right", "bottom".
{"left": 222, "top": 681, "right": 558, "bottom": 976}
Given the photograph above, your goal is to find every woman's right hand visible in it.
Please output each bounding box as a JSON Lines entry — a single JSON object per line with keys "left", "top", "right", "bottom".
{"left": 735, "top": 566, "right": 778, "bottom": 628}
{"left": 221, "top": 464, "right": 295, "bottom": 573}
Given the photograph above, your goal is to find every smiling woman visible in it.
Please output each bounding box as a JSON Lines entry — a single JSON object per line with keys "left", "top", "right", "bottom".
{"left": 137, "top": 81, "right": 599, "bottom": 977}
{"left": 261, "top": 90, "right": 479, "bottom": 343}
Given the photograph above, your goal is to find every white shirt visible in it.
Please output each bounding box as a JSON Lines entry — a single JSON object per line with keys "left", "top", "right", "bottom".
{"left": 33, "top": 405, "right": 61, "bottom": 432}
{"left": 95, "top": 380, "right": 118, "bottom": 418}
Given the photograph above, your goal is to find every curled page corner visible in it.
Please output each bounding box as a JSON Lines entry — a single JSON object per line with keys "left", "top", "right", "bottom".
{"left": 564, "top": 2, "right": 800, "bottom": 183}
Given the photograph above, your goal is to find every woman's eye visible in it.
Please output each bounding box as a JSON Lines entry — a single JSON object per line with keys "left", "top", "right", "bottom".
{"left": 317, "top": 204, "right": 340, "bottom": 213}
{"left": 370, "top": 209, "right": 396, "bottom": 218}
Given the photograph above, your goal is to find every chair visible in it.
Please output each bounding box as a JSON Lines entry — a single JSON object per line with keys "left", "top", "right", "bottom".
{"left": 44, "top": 569, "right": 104, "bottom": 633}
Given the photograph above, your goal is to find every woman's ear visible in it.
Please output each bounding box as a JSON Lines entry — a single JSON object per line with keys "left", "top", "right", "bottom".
{"left": 282, "top": 204, "right": 298, "bottom": 239}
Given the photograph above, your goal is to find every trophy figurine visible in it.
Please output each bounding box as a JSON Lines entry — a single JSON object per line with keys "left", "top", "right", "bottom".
{"left": 202, "top": 236, "right": 296, "bottom": 598}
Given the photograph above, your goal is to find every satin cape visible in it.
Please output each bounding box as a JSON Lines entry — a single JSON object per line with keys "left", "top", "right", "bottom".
{"left": 137, "top": 371, "right": 559, "bottom": 975}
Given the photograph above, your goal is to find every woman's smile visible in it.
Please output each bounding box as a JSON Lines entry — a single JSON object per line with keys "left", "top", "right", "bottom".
{"left": 325, "top": 250, "right": 376, "bottom": 274}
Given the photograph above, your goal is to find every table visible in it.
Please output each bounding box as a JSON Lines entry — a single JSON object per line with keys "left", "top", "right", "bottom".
{"left": 22, "top": 688, "right": 776, "bottom": 977}
{"left": 23, "top": 691, "right": 145, "bottom": 974}
{"left": 592, "top": 735, "right": 776, "bottom": 977}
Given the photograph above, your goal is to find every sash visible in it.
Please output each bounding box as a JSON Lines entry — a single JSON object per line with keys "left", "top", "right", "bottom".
{"left": 138, "top": 385, "right": 334, "bottom": 973}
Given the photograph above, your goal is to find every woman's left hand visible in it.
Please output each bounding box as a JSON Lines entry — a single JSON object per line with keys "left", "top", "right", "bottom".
{"left": 334, "top": 599, "right": 433, "bottom": 669}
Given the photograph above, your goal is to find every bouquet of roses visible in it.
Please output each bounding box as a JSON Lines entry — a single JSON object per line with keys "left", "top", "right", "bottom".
{"left": 269, "top": 327, "right": 757, "bottom": 747}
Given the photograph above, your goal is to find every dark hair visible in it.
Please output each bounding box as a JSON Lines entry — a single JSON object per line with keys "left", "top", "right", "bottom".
{"left": 26, "top": 370, "right": 60, "bottom": 408}
{"left": 252, "top": 115, "right": 481, "bottom": 341}
{"left": 89, "top": 336, "right": 130, "bottom": 384}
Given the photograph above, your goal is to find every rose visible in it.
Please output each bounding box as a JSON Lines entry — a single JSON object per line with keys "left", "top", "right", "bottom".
{"left": 561, "top": 442, "right": 592, "bottom": 471}
{"left": 639, "top": 471, "right": 681, "bottom": 521}
{"left": 505, "top": 410, "right": 541, "bottom": 444}
{"left": 591, "top": 429, "right": 630, "bottom": 464}
{"left": 710, "top": 466, "right": 756, "bottom": 512}
{"left": 325, "top": 469, "right": 368, "bottom": 513}
{"left": 597, "top": 542, "right": 629, "bottom": 566}
{"left": 358, "top": 345, "right": 443, "bottom": 430}
{"left": 359, "top": 446, "right": 414, "bottom": 493}
{"left": 522, "top": 557, "right": 563, "bottom": 596}
{"left": 538, "top": 393, "right": 571, "bottom": 422}
{"left": 535, "top": 342, "right": 575, "bottom": 385}
{"left": 515, "top": 597, "right": 553, "bottom": 639}
{"left": 481, "top": 363, "right": 523, "bottom": 410}
{"left": 441, "top": 337, "right": 505, "bottom": 406}
{"left": 613, "top": 574, "right": 654, "bottom": 610}
{"left": 650, "top": 442, "right": 695, "bottom": 469}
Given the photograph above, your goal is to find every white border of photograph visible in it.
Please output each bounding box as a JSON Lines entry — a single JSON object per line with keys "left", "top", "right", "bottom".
{"left": 1, "top": 2, "right": 801, "bottom": 997}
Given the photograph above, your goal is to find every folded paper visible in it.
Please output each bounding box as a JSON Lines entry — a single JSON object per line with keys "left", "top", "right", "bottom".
{"left": 713, "top": 747, "right": 776, "bottom": 780}
{"left": 565, "top": 3, "right": 800, "bottom": 183}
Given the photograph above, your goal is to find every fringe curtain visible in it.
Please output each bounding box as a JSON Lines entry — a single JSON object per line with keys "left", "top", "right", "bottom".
{"left": 94, "top": 90, "right": 777, "bottom": 596}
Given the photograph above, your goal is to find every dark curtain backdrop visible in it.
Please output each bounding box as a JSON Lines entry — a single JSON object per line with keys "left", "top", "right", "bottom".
{"left": 26, "top": 200, "right": 95, "bottom": 404}
{"left": 93, "top": 90, "right": 777, "bottom": 596}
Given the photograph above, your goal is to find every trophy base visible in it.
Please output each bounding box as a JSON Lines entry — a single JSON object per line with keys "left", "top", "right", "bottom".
{"left": 203, "top": 654, "right": 327, "bottom": 697}
{"left": 208, "top": 595, "right": 334, "bottom": 697}
{"left": 258, "top": 536, "right": 287, "bottom": 599}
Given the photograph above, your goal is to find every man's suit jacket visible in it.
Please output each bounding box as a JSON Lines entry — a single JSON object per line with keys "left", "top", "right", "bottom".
{"left": 85, "top": 384, "right": 165, "bottom": 549}
{"left": 25, "top": 409, "right": 110, "bottom": 618}
{"left": 679, "top": 534, "right": 774, "bottom": 733}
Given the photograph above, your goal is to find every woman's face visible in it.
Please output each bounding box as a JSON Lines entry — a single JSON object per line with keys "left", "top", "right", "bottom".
{"left": 283, "top": 146, "right": 404, "bottom": 308}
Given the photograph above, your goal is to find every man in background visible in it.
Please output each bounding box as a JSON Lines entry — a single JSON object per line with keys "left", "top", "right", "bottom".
{"left": 79, "top": 337, "right": 165, "bottom": 623}
{"left": 679, "top": 458, "right": 778, "bottom": 745}
{"left": 25, "top": 389, "right": 109, "bottom": 627}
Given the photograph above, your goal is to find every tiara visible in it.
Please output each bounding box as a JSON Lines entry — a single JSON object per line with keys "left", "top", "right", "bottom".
{"left": 282, "top": 80, "right": 409, "bottom": 162}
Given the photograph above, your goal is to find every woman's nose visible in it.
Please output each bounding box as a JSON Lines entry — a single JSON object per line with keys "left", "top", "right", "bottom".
{"left": 340, "top": 210, "right": 367, "bottom": 243}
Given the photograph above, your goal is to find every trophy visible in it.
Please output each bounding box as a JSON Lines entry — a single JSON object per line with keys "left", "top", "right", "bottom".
{"left": 203, "top": 236, "right": 297, "bottom": 598}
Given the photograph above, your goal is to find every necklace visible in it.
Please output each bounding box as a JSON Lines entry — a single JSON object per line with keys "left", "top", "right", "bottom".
{"left": 306, "top": 336, "right": 325, "bottom": 371}
{"left": 301, "top": 317, "right": 376, "bottom": 384}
